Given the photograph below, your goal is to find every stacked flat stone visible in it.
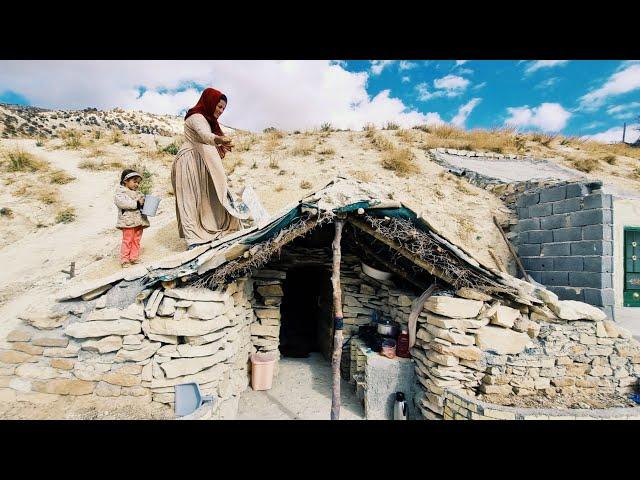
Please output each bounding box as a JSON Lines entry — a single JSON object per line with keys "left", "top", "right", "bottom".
{"left": 338, "top": 256, "right": 418, "bottom": 382}
{"left": 250, "top": 270, "right": 285, "bottom": 356}
{"left": 413, "top": 287, "right": 640, "bottom": 420}
{"left": 412, "top": 294, "right": 488, "bottom": 420}
{"left": 0, "top": 278, "right": 255, "bottom": 418}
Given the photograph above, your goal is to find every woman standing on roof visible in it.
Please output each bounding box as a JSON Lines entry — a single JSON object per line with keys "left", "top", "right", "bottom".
{"left": 171, "top": 88, "right": 249, "bottom": 250}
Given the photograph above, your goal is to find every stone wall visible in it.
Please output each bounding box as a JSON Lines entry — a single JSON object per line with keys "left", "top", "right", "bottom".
{"left": 250, "top": 269, "right": 285, "bottom": 377}
{"left": 441, "top": 389, "right": 640, "bottom": 420}
{"left": 412, "top": 286, "right": 640, "bottom": 420}
{"left": 514, "top": 181, "right": 615, "bottom": 319}
{"left": 339, "top": 257, "right": 416, "bottom": 382}
{"left": 0, "top": 278, "right": 255, "bottom": 419}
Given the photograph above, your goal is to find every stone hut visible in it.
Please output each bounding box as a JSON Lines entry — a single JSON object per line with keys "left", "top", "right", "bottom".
{"left": 2, "top": 177, "right": 639, "bottom": 419}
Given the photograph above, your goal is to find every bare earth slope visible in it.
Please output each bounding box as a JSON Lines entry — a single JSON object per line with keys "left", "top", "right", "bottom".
{"left": 1, "top": 104, "right": 638, "bottom": 365}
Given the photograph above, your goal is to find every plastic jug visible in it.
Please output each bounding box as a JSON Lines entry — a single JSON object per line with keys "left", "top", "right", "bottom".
{"left": 394, "top": 391, "right": 408, "bottom": 420}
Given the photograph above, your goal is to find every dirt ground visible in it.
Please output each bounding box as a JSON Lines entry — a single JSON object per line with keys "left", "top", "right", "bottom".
{"left": 0, "top": 395, "right": 173, "bottom": 420}
{"left": 237, "top": 353, "right": 364, "bottom": 420}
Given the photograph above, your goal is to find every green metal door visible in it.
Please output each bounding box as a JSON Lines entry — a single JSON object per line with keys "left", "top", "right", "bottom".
{"left": 624, "top": 228, "right": 640, "bottom": 307}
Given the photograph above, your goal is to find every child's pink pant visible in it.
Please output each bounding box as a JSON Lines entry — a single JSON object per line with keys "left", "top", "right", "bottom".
{"left": 120, "top": 226, "right": 143, "bottom": 263}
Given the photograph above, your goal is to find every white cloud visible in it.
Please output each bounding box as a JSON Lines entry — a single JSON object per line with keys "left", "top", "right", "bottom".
{"left": 607, "top": 102, "right": 640, "bottom": 120}
{"left": 433, "top": 75, "right": 470, "bottom": 96}
{"left": 534, "top": 77, "right": 560, "bottom": 89}
{"left": 455, "top": 60, "right": 468, "bottom": 66}
{"left": 416, "top": 82, "right": 442, "bottom": 101}
{"left": 399, "top": 61, "right": 417, "bottom": 71}
{"left": 401, "top": 76, "right": 411, "bottom": 83}
{"left": 370, "top": 60, "right": 396, "bottom": 75}
{"left": 579, "top": 64, "right": 640, "bottom": 110}
{"left": 504, "top": 102, "right": 572, "bottom": 132}
{"left": 583, "top": 124, "right": 640, "bottom": 144}
{"left": 451, "top": 98, "right": 481, "bottom": 128}
{"left": 457, "top": 68, "right": 474, "bottom": 75}
{"left": 524, "top": 60, "right": 569, "bottom": 75}
{"left": 583, "top": 121, "right": 606, "bottom": 130}
{"left": 0, "top": 60, "right": 438, "bottom": 131}
{"left": 416, "top": 74, "right": 471, "bottom": 102}
{"left": 473, "top": 82, "right": 487, "bottom": 90}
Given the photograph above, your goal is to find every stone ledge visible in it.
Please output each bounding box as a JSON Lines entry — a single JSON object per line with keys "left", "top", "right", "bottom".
{"left": 443, "top": 388, "right": 640, "bottom": 420}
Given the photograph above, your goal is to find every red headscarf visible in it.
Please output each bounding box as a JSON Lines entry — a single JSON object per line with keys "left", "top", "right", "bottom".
{"left": 185, "top": 88, "right": 226, "bottom": 136}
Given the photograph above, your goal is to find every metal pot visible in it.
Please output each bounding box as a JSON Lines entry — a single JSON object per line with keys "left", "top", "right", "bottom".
{"left": 377, "top": 322, "right": 399, "bottom": 338}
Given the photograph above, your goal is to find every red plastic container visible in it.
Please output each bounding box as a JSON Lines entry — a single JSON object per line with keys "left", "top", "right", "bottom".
{"left": 396, "top": 329, "right": 410, "bottom": 358}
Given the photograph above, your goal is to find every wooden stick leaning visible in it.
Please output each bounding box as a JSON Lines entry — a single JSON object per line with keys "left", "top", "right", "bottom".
{"left": 493, "top": 216, "right": 530, "bottom": 282}
{"left": 330, "top": 219, "right": 344, "bottom": 421}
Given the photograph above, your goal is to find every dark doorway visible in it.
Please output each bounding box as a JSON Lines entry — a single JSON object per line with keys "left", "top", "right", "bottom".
{"left": 279, "top": 266, "right": 333, "bottom": 360}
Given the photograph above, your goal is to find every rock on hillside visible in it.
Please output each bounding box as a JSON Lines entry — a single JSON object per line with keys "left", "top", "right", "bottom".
{"left": 0, "top": 104, "right": 182, "bottom": 138}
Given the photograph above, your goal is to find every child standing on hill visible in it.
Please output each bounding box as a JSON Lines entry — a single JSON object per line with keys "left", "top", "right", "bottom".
{"left": 115, "top": 169, "right": 150, "bottom": 267}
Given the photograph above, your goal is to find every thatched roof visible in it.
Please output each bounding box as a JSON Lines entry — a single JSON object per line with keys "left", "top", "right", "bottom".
{"left": 58, "top": 177, "right": 542, "bottom": 306}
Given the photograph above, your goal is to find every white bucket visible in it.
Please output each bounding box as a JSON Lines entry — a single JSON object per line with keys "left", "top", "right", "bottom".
{"left": 141, "top": 194, "right": 160, "bottom": 216}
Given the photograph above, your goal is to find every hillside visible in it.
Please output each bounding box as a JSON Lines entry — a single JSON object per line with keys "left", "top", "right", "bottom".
{"left": 0, "top": 103, "right": 639, "bottom": 349}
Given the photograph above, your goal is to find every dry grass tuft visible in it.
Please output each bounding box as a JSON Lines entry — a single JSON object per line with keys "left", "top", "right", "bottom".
{"left": 601, "top": 154, "right": 617, "bottom": 165}
{"left": 4, "top": 149, "right": 48, "bottom": 172}
{"left": 79, "top": 159, "right": 125, "bottom": 171}
{"left": 274, "top": 185, "right": 285, "bottom": 192}
{"left": 55, "top": 207, "right": 76, "bottom": 224}
{"left": 225, "top": 155, "right": 244, "bottom": 175}
{"left": 370, "top": 133, "right": 395, "bottom": 151}
{"left": 570, "top": 156, "right": 600, "bottom": 173}
{"left": 381, "top": 147, "right": 419, "bottom": 177}
{"left": 317, "top": 146, "right": 335, "bottom": 155}
{"left": 384, "top": 121, "right": 400, "bottom": 130}
{"left": 264, "top": 136, "right": 281, "bottom": 154}
{"left": 110, "top": 129, "right": 124, "bottom": 144}
{"left": 529, "top": 132, "right": 556, "bottom": 146}
{"left": 234, "top": 134, "right": 256, "bottom": 152}
{"left": 268, "top": 156, "right": 279, "bottom": 169}
{"left": 395, "top": 129, "right": 419, "bottom": 143}
{"left": 350, "top": 170, "right": 373, "bottom": 183}
{"left": 299, "top": 180, "right": 312, "bottom": 189}
{"left": 36, "top": 187, "right": 59, "bottom": 205}
{"left": 59, "top": 129, "right": 83, "bottom": 149}
{"left": 49, "top": 170, "right": 76, "bottom": 184}
{"left": 0, "top": 207, "right": 13, "bottom": 218}
{"left": 291, "top": 139, "right": 315, "bottom": 156}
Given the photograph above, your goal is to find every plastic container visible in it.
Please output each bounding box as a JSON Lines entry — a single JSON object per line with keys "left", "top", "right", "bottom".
{"left": 380, "top": 339, "right": 396, "bottom": 359}
{"left": 141, "top": 194, "right": 160, "bottom": 216}
{"left": 396, "top": 329, "right": 410, "bottom": 358}
{"left": 250, "top": 351, "right": 278, "bottom": 391}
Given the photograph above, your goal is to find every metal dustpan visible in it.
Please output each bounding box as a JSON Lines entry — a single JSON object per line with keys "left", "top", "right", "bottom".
{"left": 175, "top": 382, "right": 215, "bottom": 417}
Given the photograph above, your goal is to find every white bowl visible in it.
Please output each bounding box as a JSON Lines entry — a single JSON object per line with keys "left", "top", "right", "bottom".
{"left": 361, "top": 262, "right": 392, "bottom": 281}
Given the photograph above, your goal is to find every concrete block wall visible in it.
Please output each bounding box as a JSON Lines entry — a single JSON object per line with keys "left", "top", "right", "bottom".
{"left": 514, "top": 181, "right": 615, "bottom": 319}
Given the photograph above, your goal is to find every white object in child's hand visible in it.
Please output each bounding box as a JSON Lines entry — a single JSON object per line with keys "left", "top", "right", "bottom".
{"left": 141, "top": 194, "right": 161, "bottom": 216}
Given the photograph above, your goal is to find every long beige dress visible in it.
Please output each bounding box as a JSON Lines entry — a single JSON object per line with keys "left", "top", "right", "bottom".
{"left": 171, "top": 113, "right": 248, "bottom": 246}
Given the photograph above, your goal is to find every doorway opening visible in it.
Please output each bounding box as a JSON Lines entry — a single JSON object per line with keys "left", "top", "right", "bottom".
{"left": 278, "top": 266, "right": 334, "bottom": 360}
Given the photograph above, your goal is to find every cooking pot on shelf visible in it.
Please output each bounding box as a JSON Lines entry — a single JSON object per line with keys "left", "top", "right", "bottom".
{"left": 377, "top": 320, "right": 399, "bottom": 338}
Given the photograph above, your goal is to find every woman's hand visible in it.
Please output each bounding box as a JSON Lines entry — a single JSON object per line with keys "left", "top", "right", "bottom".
{"left": 215, "top": 135, "right": 233, "bottom": 146}
{"left": 138, "top": 197, "right": 145, "bottom": 207}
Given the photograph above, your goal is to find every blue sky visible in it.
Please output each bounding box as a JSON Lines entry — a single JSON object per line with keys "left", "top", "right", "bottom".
{"left": 0, "top": 60, "right": 639, "bottom": 142}
{"left": 342, "top": 60, "right": 640, "bottom": 141}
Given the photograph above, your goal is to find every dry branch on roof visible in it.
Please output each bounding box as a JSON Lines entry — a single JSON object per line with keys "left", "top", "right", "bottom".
{"left": 192, "top": 212, "right": 333, "bottom": 289}
{"left": 357, "top": 215, "right": 513, "bottom": 294}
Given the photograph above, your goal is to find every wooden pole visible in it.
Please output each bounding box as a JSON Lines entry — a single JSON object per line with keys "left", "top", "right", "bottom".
{"left": 330, "top": 219, "right": 344, "bottom": 421}
{"left": 493, "top": 216, "right": 530, "bottom": 282}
